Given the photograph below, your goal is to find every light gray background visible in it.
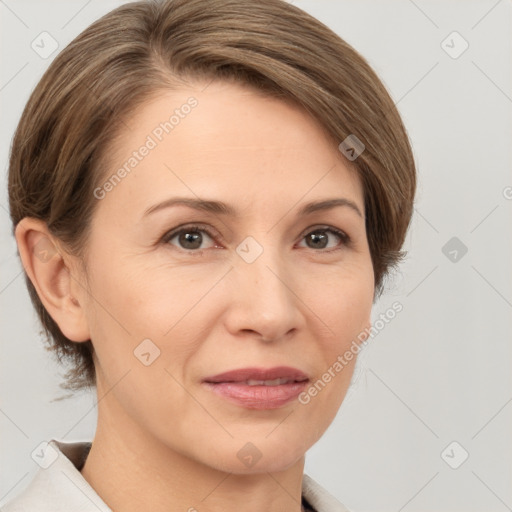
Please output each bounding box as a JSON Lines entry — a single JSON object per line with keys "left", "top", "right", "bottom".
{"left": 1, "top": 1, "right": 511, "bottom": 511}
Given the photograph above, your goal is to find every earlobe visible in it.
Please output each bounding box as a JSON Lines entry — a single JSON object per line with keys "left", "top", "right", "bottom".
{"left": 14, "top": 218, "right": 90, "bottom": 342}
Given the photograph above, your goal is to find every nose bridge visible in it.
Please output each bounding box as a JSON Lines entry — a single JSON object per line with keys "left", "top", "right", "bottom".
{"left": 231, "top": 234, "right": 300, "bottom": 339}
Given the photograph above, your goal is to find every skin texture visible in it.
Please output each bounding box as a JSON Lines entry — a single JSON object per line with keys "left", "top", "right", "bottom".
{"left": 16, "top": 79, "right": 375, "bottom": 512}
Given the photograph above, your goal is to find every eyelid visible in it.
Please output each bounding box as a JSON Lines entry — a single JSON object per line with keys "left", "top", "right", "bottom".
{"left": 161, "top": 223, "right": 222, "bottom": 246}
{"left": 298, "top": 224, "right": 351, "bottom": 244}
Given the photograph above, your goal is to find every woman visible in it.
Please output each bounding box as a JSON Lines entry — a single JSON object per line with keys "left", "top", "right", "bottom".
{"left": 4, "top": 0, "right": 416, "bottom": 510}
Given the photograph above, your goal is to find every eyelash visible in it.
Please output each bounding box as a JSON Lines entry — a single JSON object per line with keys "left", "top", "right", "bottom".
{"left": 160, "top": 223, "right": 352, "bottom": 256}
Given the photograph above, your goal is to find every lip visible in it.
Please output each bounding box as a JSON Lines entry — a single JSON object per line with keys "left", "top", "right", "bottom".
{"left": 203, "top": 366, "right": 309, "bottom": 383}
{"left": 202, "top": 366, "right": 309, "bottom": 410}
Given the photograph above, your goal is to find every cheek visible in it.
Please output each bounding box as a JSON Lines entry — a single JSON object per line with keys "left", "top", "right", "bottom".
{"left": 84, "top": 255, "right": 218, "bottom": 374}
{"left": 305, "top": 263, "right": 374, "bottom": 336}
{"left": 84, "top": 233, "right": 373, "bottom": 373}
{"left": 302, "top": 266, "right": 373, "bottom": 405}
{"left": 304, "top": 273, "right": 371, "bottom": 410}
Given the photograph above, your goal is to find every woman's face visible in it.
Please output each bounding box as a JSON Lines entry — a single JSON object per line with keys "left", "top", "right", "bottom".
{"left": 75, "top": 79, "right": 374, "bottom": 473}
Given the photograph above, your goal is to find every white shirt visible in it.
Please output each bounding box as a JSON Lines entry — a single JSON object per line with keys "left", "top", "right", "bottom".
{"left": 1, "top": 440, "right": 351, "bottom": 512}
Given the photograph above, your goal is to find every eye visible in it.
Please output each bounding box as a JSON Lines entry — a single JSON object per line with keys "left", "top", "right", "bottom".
{"left": 297, "top": 226, "right": 351, "bottom": 251}
{"left": 161, "top": 223, "right": 351, "bottom": 254}
{"left": 162, "top": 224, "right": 218, "bottom": 252}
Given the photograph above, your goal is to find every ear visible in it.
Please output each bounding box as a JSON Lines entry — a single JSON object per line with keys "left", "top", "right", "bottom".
{"left": 15, "top": 217, "right": 90, "bottom": 342}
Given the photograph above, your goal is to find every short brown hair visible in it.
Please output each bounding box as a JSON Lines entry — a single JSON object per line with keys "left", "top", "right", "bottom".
{"left": 8, "top": 0, "right": 416, "bottom": 392}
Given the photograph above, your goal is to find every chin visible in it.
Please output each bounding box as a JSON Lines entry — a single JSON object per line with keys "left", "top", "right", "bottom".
{"left": 195, "top": 432, "right": 311, "bottom": 475}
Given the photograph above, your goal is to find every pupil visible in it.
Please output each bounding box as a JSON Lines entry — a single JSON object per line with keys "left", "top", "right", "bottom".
{"left": 180, "top": 231, "right": 201, "bottom": 249}
{"left": 308, "top": 231, "right": 327, "bottom": 249}
{"left": 177, "top": 230, "right": 329, "bottom": 251}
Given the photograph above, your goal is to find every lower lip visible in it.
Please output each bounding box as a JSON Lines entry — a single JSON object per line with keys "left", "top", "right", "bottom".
{"left": 202, "top": 381, "right": 309, "bottom": 409}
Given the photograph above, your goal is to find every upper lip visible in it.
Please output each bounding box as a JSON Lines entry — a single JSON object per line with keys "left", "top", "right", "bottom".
{"left": 203, "top": 366, "right": 309, "bottom": 383}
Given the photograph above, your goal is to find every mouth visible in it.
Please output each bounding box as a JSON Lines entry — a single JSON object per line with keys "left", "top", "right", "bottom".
{"left": 202, "top": 366, "right": 310, "bottom": 410}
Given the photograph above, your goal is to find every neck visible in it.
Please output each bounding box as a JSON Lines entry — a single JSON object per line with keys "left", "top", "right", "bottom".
{"left": 80, "top": 383, "right": 306, "bottom": 512}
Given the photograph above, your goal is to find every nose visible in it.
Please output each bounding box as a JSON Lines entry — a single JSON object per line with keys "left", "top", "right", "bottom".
{"left": 224, "top": 242, "right": 304, "bottom": 343}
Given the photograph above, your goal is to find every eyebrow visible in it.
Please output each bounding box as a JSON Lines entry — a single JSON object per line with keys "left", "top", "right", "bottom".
{"left": 143, "top": 196, "right": 363, "bottom": 219}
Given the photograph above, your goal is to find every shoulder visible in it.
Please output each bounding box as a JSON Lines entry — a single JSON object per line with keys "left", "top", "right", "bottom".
{"left": 302, "top": 474, "right": 352, "bottom": 512}
{"left": 1, "top": 439, "right": 110, "bottom": 512}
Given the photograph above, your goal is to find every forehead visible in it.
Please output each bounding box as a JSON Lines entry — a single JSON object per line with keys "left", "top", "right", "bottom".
{"left": 95, "top": 80, "right": 364, "bottom": 219}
